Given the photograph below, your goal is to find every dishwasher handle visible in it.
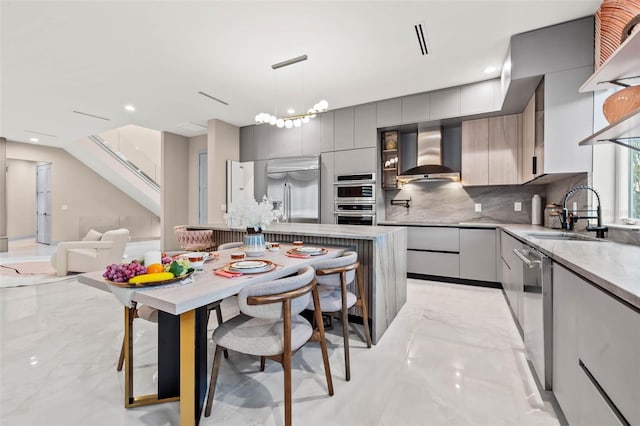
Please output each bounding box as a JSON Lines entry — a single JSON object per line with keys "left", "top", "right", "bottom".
{"left": 513, "top": 248, "right": 542, "bottom": 268}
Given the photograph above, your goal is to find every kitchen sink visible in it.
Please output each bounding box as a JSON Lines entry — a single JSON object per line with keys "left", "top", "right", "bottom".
{"left": 525, "top": 231, "right": 602, "bottom": 242}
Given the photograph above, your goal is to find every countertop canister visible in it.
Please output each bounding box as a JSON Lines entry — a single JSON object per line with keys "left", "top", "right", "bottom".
{"left": 532, "top": 195, "right": 542, "bottom": 225}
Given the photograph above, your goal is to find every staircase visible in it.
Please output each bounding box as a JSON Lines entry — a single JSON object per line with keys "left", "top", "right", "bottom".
{"left": 65, "top": 133, "right": 161, "bottom": 216}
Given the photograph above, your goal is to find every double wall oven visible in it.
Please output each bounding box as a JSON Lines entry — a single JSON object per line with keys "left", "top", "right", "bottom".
{"left": 334, "top": 173, "right": 376, "bottom": 225}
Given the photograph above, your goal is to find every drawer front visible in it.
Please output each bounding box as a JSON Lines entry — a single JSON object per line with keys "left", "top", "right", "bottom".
{"left": 578, "top": 366, "right": 625, "bottom": 426}
{"left": 459, "top": 228, "right": 497, "bottom": 281}
{"left": 406, "top": 227, "right": 459, "bottom": 252}
{"left": 407, "top": 250, "right": 459, "bottom": 278}
{"left": 578, "top": 278, "right": 640, "bottom": 425}
{"left": 500, "top": 231, "right": 522, "bottom": 267}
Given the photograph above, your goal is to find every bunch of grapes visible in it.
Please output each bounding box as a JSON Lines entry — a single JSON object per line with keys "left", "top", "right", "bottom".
{"left": 161, "top": 254, "right": 173, "bottom": 265}
{"left": 103, "top": 260, "right": 147, "bottom": 283}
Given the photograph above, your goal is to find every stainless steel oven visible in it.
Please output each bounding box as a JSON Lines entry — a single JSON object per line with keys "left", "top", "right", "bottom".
{"left": 334, "top": 173, "right": 376, "bottom": 225}
{"left": 334, "top": 173, "right": 376, "bottom": 203}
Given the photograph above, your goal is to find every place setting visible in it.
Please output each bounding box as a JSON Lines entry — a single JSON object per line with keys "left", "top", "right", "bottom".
{"left": 213, "top": 259, "right": 276, "bottom": 278}
{"left": 285, "top": 245, "right": 329, "bottom": 259}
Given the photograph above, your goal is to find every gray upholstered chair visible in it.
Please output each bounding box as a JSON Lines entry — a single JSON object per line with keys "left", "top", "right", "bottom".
{"left": 204, "top": 266, "right": 334, "bottom": 426}
{"left": 307, "top": 251, "right": 372, "bottom": 381}
{"left": 217, "top": 241, "right": 243, "bottom": 251}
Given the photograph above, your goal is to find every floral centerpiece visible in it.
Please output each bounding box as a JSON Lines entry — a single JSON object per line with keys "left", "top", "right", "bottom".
{"left": 224, "top": 197, "right": 275, "bottom": 257}
{"left": 223, "top": 197, "right": 275, "bottom": 231}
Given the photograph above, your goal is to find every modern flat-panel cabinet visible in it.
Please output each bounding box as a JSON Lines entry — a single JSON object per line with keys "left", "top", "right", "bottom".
{"left": 520, "top": 93, "right": 536, "bottom": 183}
{"left": 320, "top": 152, "right": 335, "bottom": 224}
{"left": 334, "top": 107, "right": 355, "bottom": 151}
{"left": 333, "top": 147, "right": 376, "bottom": 176}
{"left": 553, "top": 264, "right": 640, "bottom": 426}
{"left": 430, "top": 87, "right": 461, "bottom": 120}
{"left": 406, "top": 227, "right": 460, "bottom": 278}
{"left": 459, "top": 228, "right": 497, "bottom": 282}
{"left": 376, "top": 98, "right": 402, "bottom": 128}
{"left": 461, "top": 119, "right": 489, "bottom": 186}
{"left": 354, "top": 103, "right": 376, "bottom": 149}
{"left": 500, "top": 231, "right": 524, "bottom": 327}
{"left": 461, "top": 114, "right": 521, "bottom": 186}
{"left": 401, "top": 93, "right": 430, "bottom": 124}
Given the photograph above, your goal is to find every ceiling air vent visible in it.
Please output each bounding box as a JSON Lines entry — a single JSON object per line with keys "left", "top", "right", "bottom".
{"left": 176, "top": 121, "right": 208, "bottom": 132}
{"left": 73, "top": 110, "right": 111, "bottom": 121}
{"left": 197, "top": 91, "right": 229, "bottom": 106}
{"left": 414, "top": 22, "right": 429, "bottom": 55}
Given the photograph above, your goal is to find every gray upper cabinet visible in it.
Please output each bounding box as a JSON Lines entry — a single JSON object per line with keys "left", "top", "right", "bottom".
{"left": 334, "top": 147, "right": 376, "bottom": 175}
{"left": 239, "top": 126, "right": 256, "bottom": 162}
{"left": 269, "top": 125, "right": 302, "bottom": 158}
{"left": 401, "top": 93, "right": 430, "bottom": 124}
{"left": 254, "top": 124, "right": 271, "bottom": 161}
{"left": 320, "top": 111, "right": 335, "bottom": 153}
{"left": 460, "top": 80, "right": 500, "bottom": 116}
{"left": 253, "top": 159, "right": 268, "bottom": 200}
{"left": 354, "top": 103, "right": 376, "bottom": 149}
{"left": 429, "top": 87, "right": 461, "bottom": 120}
{"left": 376, "top": 98, "right": 402, "bottom": 127}
{"left": 301, "top": 116, "right": 322, "bottom": 155}
{"left": 334, "top": 107, "right": 355, "bottom": 151}
{"left": 543, "top": 66, "right": 593, "bottom": 174}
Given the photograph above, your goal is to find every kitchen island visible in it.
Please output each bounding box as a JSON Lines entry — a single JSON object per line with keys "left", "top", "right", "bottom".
{"left": 191, "top": 223, "right": 408, "bottom": 344}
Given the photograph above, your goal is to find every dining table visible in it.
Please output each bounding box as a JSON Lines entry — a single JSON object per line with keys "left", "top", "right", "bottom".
{"left": 78, "top": 243, "right": 344, "bottom": 426}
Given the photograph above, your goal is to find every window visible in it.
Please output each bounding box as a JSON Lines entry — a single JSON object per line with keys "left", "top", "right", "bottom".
{"left": 614, "top": 141, "right": 640, "bottom": 223}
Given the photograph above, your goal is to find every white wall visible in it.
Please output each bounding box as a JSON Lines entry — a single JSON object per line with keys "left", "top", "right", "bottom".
{"left": 6, "top": 141, "right": 157, "bottom": 242}
{"left": 161, "top": 132, "right": 189, "bottom": 251}
{"left": 207, "top": 119, "right": 239, "bottom": 224}
{"left": 6, "top": 159, "right": 36, "bottom": 238}
{"left": 188, "top": 134, "right": 207, "bottom": 225}
{"left": 100, "top": 124, "right": 162, "bottom": 182}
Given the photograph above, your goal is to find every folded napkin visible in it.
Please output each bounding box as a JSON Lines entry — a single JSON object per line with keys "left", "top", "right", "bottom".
{"left": 214, "top": 269, "right": 243, "bottom": 278}
{"left": 286, "top": 253, "right": 311, "bottom": 259}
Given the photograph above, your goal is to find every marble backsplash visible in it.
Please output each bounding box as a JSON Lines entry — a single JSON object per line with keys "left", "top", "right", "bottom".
{"left": 384, "top": 181, "right": 547, "bottom": 224}
{"left": 384, "top": 173, "right": 590, "bottom": 225}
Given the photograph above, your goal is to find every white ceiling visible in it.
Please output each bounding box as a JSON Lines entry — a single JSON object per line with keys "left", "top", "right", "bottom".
{"left": 1, "top": 1, "right": 601, "bottom": 147}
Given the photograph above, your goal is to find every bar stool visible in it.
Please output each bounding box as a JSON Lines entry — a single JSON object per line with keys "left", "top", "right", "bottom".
{"left": 204, "top": 266, "right": 334, "bottom": 426}
{"left": 307, "top": 251, "right": 372, "bottom": 381}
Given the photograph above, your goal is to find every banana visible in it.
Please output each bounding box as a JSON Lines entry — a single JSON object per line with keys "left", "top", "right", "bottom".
{"left": 129, "top": 272, "right": 174, "bottom": 284}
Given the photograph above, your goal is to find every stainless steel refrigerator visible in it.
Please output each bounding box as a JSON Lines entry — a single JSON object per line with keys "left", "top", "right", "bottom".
{"left": 267, "top": 155, "right": 320, "bottom": 223}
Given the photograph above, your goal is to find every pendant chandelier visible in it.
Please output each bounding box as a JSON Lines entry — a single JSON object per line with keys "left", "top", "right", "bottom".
{"left": 255, "top": 54, "right": 328, "bottom": 128}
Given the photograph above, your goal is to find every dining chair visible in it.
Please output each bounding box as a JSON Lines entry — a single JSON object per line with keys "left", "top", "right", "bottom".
{"left": 307, "top": 251, "right": 372, "bottom": 381}
{"left": 204, "top": 266, "right": 334, "bottom": 426}
{"left": 117, "top": 302, "right": 226, "bottom": 371}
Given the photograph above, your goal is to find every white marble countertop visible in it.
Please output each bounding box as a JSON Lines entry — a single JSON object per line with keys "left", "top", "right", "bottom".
{"left": 379, "top": 220, "right": 640, "bottom": 309}
{"left": 193, "top": 222, "right": 407, "bottom": 240}
{"left": 500, "top": 224, "right": 640, "bottom": 309}
{"left": 79, "top": 244, "right": 344, "bottom": 315}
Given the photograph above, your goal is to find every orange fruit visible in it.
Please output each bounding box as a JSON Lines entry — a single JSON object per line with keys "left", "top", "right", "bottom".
{"left": 146, "top": 263, "right": 164, "bottom": 274}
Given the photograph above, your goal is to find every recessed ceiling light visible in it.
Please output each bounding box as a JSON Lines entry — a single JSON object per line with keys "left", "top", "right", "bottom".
{"left": 484, "top": 66, "right": 497, "bottom": 74}
{"left": 124, "top": 105, "right": 136, "bottom": 112}
{"left": 287, "top": 108, "right": 295, "bottom": 114}
{"left": 29, "top": 137, "right": 39, "bottom": 142}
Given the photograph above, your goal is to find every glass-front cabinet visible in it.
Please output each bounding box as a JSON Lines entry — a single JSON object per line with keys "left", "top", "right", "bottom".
{"left": 381, "top": 130, "right": 399, "bottom": 189}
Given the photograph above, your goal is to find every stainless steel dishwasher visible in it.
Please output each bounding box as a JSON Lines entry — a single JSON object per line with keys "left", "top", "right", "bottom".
{"left": 513, "top": 246, "right": 553, "bottom": 392}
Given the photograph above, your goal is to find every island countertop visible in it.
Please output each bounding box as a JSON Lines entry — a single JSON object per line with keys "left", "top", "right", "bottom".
{"left": 190, "top": 222, "right": 406, "bottom": 240}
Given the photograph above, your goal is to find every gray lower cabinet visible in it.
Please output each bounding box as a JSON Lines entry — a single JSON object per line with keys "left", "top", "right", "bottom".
{"left": 459, "top": 228, "right": 497, "bottom": 282}
{"left": 407, "top": 227, "right": 460, "bottom": 278}
{"left": 553, "top": 264, "right": 640, "bottom": 426}
{"left": 320, "top": 153, "right": 334, "bottom": 224}
{"left": 500, "top": 231, "right": 524, "bottom": 326}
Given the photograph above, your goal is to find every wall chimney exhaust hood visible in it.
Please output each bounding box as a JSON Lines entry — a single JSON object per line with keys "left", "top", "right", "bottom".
{"left": 396, "top": 127, "right": 460, "bottom": 183}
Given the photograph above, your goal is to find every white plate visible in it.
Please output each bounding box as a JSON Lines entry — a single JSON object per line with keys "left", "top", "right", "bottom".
{"left": 230, "top": 260, "right": 268, "bottom": 270}
{"left": 182, "top": 252, "right": 209, "bottom": 261}
{"left": 295, "top": 247, "right": 323, "bottom": 254}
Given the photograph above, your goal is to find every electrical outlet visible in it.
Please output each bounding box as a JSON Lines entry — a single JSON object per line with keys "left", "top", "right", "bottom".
{"left": 514, "top": 202, "right": 522, "bottom": 212}
{"left": 475, "top": 203, "right": 482, "bottom": 212}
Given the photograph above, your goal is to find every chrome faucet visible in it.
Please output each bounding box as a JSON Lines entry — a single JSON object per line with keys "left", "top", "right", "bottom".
{"left": 560, "top": 186, "right": 608, "bottom": 238}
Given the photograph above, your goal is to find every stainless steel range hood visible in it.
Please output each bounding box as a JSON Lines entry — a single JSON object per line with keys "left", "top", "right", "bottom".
{"left": 396, "top": 127, "right": 460, "bottom": 183}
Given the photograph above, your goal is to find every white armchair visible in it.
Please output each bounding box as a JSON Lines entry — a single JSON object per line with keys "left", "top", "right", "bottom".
{"left": 50, "top": 228, "right": 130, "bottom": 276}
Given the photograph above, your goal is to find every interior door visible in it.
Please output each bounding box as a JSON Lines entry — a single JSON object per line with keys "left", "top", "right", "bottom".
{"left": 226, "top": 160, "right": 255, "bottom": 210}
{"left": 36, "top": 163, "right": 51, "bottom": 245}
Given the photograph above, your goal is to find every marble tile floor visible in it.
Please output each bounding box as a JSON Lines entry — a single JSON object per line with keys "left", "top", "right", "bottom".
{"left": 0, "top": 273, "right": 560, "bottom": 426}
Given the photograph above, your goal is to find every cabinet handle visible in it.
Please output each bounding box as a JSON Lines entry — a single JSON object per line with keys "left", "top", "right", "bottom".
{"left": 532, "top": 156, "right": 537, "bottom": 175}
{"left": 578, "top": 359, "right": 631, "bottom": 426}
{"left": 513, "top": 248, "right": 540, "bottom": 268}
